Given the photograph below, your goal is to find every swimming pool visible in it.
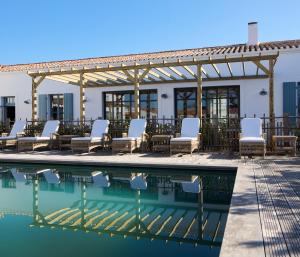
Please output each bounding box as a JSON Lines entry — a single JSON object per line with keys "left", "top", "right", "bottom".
{"left": 0, "top": 163, "right": 236, "bottom": 257}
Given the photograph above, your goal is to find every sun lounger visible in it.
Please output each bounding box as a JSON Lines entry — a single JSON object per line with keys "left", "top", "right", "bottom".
{"left": 17, "top": 120, "right": 60, "bottom": 151}
{"left": 11, "top": 168, "right": 27, "bottom": 182}
{"left": 170, "top": 118, "right": 201, "bottom": 155}
{"left": 113, "top": 172, "right": 148, "bottom": 190}
{"left": 92, "top": 171, "right": 110, "bottom": 188}
{"left": 71, "top": 119, "right": 110, "bottom": 152}
{"left": 111, "top": 119, "right": 148, "bottom": 154}
{"left": 239, "top": 118, "right": 266, "bottom": 158}
{"left": 170, "top": 175, "right": 200, "bottom": 193}
{"left": 37, "top": 169, "right": 60, "bottom": 184}
{"left": 0, "top": 120, "right": 26, "bottom": 149}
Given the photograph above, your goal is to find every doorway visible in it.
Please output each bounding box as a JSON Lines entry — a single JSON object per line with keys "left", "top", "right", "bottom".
{"left": 1, "top": 97, "right": 15, "bottom": 125}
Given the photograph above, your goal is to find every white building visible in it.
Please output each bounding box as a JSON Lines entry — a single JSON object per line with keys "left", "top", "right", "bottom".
{"left": 0, "top": 23, "right": 299, "bottom": 124}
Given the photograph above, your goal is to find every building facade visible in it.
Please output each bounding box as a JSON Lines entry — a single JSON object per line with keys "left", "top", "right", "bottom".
{"left": 0, "top": 24, "right": 299, "bottom": 124}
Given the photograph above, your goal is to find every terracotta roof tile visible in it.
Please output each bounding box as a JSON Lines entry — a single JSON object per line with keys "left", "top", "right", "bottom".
{"left": 0, "top": 39, "right": 299, "bottom": 73}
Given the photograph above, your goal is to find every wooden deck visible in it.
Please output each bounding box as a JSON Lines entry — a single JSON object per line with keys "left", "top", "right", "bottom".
{"left": 253, "top": 160, "right": 300, "bottom": 257}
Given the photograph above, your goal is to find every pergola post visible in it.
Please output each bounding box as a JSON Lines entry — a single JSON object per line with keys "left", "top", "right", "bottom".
{"left": 79, "top": 73, "right": 86, "bottom": 124}
{"left": 31, "top": 76, "right": 45, "bottom": 124}
{"left": 134, "top": 69, "right": 140, "bottom": 119}
{"left": 269, "top": 59, "right": 275, "bottom": 137}
{"left": 31, "top": 77, "right": 38, "bottom": 124}
{"left": 197, "top": 64, "right": 203, "bottom": 123}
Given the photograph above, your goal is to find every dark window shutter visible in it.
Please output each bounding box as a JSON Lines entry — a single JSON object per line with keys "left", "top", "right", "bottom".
{"left": 283, "top": 82, "right": 297, "bottom": 124}
{"left": 38, "top": 94, "right": 48, "bottom": 121}
{"left": 63, "top": 93, "right": 73, "bottom": 121}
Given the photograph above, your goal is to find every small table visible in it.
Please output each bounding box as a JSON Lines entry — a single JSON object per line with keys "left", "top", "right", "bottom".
{"left": 272, "top": 135, "right": 297, "bottom": 156}
{"left": 58, "top": 135, "right": 79, "bottom": 150}
{"left": 151, "top": 135, "right": 173, "bottom": 153}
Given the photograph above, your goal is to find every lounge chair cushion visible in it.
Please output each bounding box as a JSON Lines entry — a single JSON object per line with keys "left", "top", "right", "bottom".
{"left": 41, "top": 120, "right": 60, "bottom": 137}
{"left": 241, "top": 118, "right": 262, "bottom": 138}
{"left": 72, "top": 137, "right": 102, "bottom": 143}
{"left": 113, "top": 137, "right": 139, "bottom": 141}
{"left": 9, "top": 120, "right": 26, "bottom": 137}
{"left": 0, "top": 136, "right": 16, "bottom": 141}
{"left": 181, "top": 118, "right": 200, "bottom": 138}
{"left": 128, "top": 119, "right": 147, "bottom": 138}
{"left": 90, "top": 119, "right": 109, "bottom": 137}
{"left": 171, "top": 137, "right": 197, "bottom": 142}
{"left": 239, "top": 137, "right": 265, "bottom": 143}
{"left": 18, "top": 137, "right": 50, "bottom": 142}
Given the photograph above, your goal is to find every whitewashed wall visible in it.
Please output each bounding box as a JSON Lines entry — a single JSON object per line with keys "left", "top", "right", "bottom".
{"left": 0, "top": 49, "right": 300, "bottom": 121}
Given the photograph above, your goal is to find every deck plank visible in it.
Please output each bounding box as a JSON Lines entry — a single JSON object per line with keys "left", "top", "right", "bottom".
{"left": 254, "top": 159, "right": 300, "bottom": 257}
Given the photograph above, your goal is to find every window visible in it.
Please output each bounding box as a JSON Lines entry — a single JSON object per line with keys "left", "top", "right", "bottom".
{"left": 104, "top": 90, "right": 157, "bottom": 119}
{"left": 175, "top": 88, "right": 197, "bottom": 118}
{"left": 49, "top": 94, "right": 64, "bottom": 120}
{"left": 175, "top": 86, "right": 240, "bottom": 121}
{"left": 0, "top": 96, "right": 15, "bottom": 123}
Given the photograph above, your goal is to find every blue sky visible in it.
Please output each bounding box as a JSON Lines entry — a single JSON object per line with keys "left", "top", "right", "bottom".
{"left": 1, "top": 0, "right": 299, "bottom": 64}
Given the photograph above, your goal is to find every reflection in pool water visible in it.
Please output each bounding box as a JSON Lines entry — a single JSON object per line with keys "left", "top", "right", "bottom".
{"left": 0, "top": 164, "right": 236, "bottom": 257}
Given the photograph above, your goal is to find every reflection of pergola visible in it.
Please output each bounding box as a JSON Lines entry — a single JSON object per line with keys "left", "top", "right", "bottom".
{"left": 28, "top": 50, "right": 278, "bottom": 128}
{"left": 31, "top": 180, "right": 227, "bottom": 247}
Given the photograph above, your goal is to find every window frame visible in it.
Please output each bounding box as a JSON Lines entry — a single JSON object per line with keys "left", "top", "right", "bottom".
{"left": 103, "top": 89, "right": 158, "bottom": 120}
{"left": 174, "top": 86, "right": 240, "bottom": 121}
{"left": 49, "top": 94, "right": 64, "bottom": 120}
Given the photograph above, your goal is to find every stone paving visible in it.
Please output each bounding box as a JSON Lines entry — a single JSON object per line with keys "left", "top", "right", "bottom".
{"left": 0, "top": 150, "right": 298, "bottom": 257}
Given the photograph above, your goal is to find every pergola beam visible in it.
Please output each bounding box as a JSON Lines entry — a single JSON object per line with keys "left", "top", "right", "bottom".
{"left": 201, "top": 67, "right": 210, "bottom": 78}
{"left": 269, "top": 59, "right": 275, "bottom": 137}
{"left": 211, "top": 64, "right": 221, "bottom": 78}
{"left": 46, "top": 76, "right": 79, "bottom": 86}
{"left": 252, "top": 61, "right": 270, "bottom": 75}
{"left": 197, "top": 64, "right": 203, "bottom": 121}
{"left": 168, "top": 67, "right": 187, "bottom": 79}
{"left": 134, "top": 69, "right": 140, "bottom": 118}
{"left": 84, "top": 74, "right": 269, "bottom": 88}
{"left": 79, "top": 73, "right": 86, "bottom": 123}
{"left": 31, "top": 75, "right": 46, "bottom": 123}
{"left": 28, "top": 54, "right": 279, "bottom": 77}
{"left": 183, "top": 66, "right": 196, "bottom": 78}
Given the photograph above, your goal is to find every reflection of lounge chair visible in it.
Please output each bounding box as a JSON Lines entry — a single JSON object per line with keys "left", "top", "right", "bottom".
{"left": 11, "top": 168, "right": 27, "bottom": 182}
{"left": 112, "top": 119, "right": 147, "bottom": 154}
{"left": 37, "top": 169, "right": 60, "bottom": 184}
{"left": 17, "top": 120, "right": 60, "bottom": 151}
{"left": 113, "top": 173, "right": 147, "bottom": 190}
{"left": 170, "top": 175, "right": 200, "bottom": 193}
{"left": 170, "top": 118, "right": 201, "bottom": 155}
{"left": 71, "top": 120, "right": 110, "bottom": 153}
{"left": 92, "top": 171, "right": 110, "bottom": 188}
{"left": 239, "top": 118, "right": 266, "bottom": 158}
{"left": 0, "top": 120, "right": 26, "bottom": 150}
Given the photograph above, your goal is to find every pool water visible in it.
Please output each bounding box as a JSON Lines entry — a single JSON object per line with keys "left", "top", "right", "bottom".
{"left": 0, "top": 163, "right": 236, "bottom": 257}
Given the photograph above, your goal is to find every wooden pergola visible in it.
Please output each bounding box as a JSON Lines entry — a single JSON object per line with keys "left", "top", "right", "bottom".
{"left": 28, "top": 52, "right": 278, "bottom": 128}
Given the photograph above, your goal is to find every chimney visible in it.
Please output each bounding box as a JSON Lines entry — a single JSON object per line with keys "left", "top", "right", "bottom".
{"left": 247, "top": 22, "right": 258, "bottom": 45}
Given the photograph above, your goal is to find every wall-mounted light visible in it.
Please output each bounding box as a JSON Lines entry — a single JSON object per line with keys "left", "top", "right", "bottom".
{"left": 259, "top": 89, "right": 267, "bottom": 96}
{"left": 161, "top": 93, "right": 168, "bottom": 99}
{"left": 24, "top": 99, "right": 31, "bottom": 104}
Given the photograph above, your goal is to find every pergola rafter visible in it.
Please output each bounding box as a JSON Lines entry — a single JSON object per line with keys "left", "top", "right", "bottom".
{"left": 28, "top": 52, "right": 279, "bottom": 132}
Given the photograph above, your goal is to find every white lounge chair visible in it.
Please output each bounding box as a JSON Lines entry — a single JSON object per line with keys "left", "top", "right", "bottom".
{"left": 170, "top": 118, "right": 201, "bottom": 155}
{"left": 17, "top": 120, "right": 60, "bottom": 151}
{"left": 113, "top": 173, "right": 147, "bottom": 190}
{"left": 71, "top": 119, "right": 110, "bottom": 152}
{"left": 37, "top": 169, "right": 60, "bottom": 184}
{"left": 239, "top": 118, "right": 266, "bottom": 158}
{"left": 92, "top": 171, "right": 110, "bottom": 188}
{"left": 170, "top": 175, "right": 200, "bottom": 193}
{"left": 111, "top": 119, "right": 148, "bottom": 153}
{"left": 0, "top": 120, "right": 26, "bottom": 149}
{"left": 11, "top": 168, "right": 27, "bottom": 182}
